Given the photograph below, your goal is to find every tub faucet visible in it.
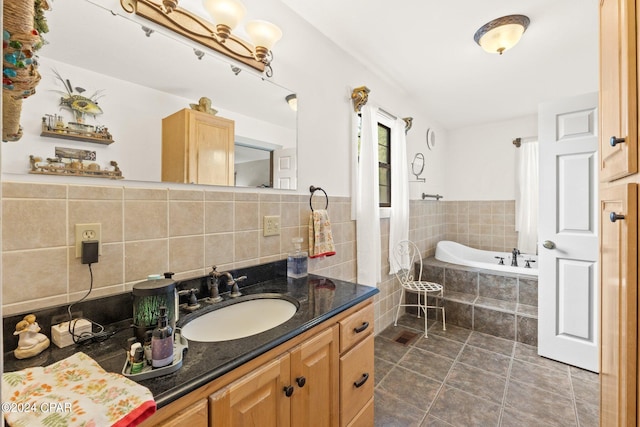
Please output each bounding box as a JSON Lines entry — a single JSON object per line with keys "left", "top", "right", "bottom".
{"left": 511, "top": 248, "right": 521, "bottom": 267}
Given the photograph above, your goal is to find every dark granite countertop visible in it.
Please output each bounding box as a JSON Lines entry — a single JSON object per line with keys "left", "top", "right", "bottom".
{"left": 3, "top": 273, "right": 378, "bottom": 409}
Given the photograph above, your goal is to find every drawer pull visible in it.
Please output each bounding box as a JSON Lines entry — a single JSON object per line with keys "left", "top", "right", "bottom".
{"left": 353, "top": 322, "right": 369, "bottom": 334}
{"left": 283, "top": 385, "right": 294, "bottom": 397}
{"left": 610, "top": 136, "right": 626, "bottom": 147}
{"left": 295, "top": 376, "right": 306, "bottom": 387}
{"left": 610, "top": 212, "right": 625, "bottom": 223}
{"left": 353, "top": 373, "right": 369, "bottom": 388}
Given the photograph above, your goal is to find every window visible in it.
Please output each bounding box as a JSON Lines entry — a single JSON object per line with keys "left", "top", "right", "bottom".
{"left": 357, "top": 114, "right": 393, "bottom": 208}
{"left": 378, "top": 123, "right": 391, "bottom": 207}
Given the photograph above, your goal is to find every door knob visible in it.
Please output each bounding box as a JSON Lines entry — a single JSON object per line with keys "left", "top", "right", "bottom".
{"left": 610, "top": 212, "right": 625, "bottom": 222}
{"left": 610, "top": 136, "right": 626, "bottom": 146}
{"left": 542, "top": 240, "right": 556, "bottom": 249}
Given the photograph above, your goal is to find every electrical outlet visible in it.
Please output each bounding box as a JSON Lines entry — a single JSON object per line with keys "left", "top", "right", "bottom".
{"left": 75, "top": 223, "right": 101, "bottom": 258}
{"left": 263, "top": 215, "right": 280, "bottom": 236}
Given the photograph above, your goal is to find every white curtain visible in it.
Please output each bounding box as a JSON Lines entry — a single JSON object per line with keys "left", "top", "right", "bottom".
{"left": 355, "top": 105, "right": 381, "bottom": 286}
{"left": 515, "top": 141, "right": 539, "bottom": 254}
{"left": 388, "top": 118, "right": 409, "bottom": 274}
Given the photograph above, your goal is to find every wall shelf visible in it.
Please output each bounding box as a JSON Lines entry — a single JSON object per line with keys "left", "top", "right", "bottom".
{"left": 40, "top": 129, "right": 114, "bottom": 145}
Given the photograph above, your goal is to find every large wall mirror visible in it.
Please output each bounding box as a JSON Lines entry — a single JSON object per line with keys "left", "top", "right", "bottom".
{"left": 2, "top": 0, "right": 298, "bottom": 189}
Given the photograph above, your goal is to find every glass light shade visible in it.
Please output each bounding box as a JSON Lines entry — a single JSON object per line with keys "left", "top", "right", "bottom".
{"left": 478, "top": 24, "right": 525, "bottom": 54}
{"left": 286, "top": 94, "right": 297, "bottom": 111}
{"left": 202, "top": 0, "right": 246, "bottom": 30}
{"left": 245, "top": 20, "right": 283, "bottom": 50}
{"left": 474, "top": 15, "right": 530, "bottom": 55}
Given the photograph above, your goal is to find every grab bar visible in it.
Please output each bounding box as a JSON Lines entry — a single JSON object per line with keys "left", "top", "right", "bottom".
{"left": 422, "top": 193, "right": 443, "bottom": 201}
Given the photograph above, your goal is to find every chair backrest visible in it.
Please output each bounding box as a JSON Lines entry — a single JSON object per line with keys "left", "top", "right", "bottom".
{"left": 392, "top": 240, "right": 424, "bottom": 285}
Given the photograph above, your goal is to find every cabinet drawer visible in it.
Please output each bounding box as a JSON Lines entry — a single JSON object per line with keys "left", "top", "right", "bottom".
{"left": 340, "top": 334, "right": 374, "bottom": 427}
{"left": 346, "top": 398, "right": 373, "bottom": 427}
{"left": 339, "top": 303, "right": 373, "bottom": 353}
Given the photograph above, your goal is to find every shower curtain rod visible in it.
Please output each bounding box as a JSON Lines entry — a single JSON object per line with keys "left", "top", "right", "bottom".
{"left": 512, "top": 136, "right": 537, "bottom": 147}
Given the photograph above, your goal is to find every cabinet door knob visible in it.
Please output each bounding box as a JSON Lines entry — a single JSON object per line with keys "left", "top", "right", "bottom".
{"left": 610, "top": 212, "right": 626, "bottom": 222}
{"left": 353, "top": 373, "right": 369, "bottom": 388}
{"left": 295, "top": 376, "right": 306, "bottom": 387}
{"left": 283, "top": 385, "right": 294, "bottom": 397}
{"left": 353, "top": 322, "right": 369, "bottom": 333}
{"left": 610, "top": 136, "right": 626, "bottom": 146}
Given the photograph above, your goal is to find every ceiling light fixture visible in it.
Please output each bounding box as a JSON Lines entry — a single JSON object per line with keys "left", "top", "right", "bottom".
{"left": 474, "top": 14, "right": 530, "bottom": 55}
{"left": 121, "top": 0, "right": 282, "bottom": 76}
{"left": 285, "top": 94, "right": 297, "bottom": 111}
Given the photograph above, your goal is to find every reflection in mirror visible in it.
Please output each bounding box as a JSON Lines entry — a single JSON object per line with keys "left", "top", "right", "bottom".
{"left": 2, "top": 0, "right": 297, "bottom": 189}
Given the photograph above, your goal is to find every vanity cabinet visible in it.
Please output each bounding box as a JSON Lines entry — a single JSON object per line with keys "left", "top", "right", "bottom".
{"left": 599, "top": 0, "right": 640, "bottom": 424}
{"left": 338, "top": 304, "right": 375, "bottom": 426}
{"left": 161, "top": 108, "right": 234, "bottom": 186}
{"left": 209, "top": 326, "right": 339, "bottom": 426}
{"left": 159, "top": 399, "right": 208, "bottom": 426}
{"left": 209, "top": 354, "right": 292, "bottom": 426}
{"left": 139, "top": 300, "right": 374, "bottom": 427}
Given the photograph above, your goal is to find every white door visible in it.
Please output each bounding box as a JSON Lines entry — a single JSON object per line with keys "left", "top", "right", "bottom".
{"left": 538, "top": 92, "right": 599, "bottom": 372}
{"left": 272, "top": 148, "right": 297, "bottom": 189}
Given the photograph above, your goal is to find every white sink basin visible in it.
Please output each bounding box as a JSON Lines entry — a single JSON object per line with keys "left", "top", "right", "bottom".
{"left": 180, "top": 297, "right": 298, "bottom": 342}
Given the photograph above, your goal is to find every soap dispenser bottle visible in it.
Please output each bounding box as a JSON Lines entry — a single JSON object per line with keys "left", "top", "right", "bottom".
{"left": 151, "top": 306, "right": 173, "bottom": 368}
{"left": 287, "top": 237, "right": 308, "bottom": 278}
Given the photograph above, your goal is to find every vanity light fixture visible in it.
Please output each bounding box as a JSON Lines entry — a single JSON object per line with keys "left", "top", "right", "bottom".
{"left": 285, "top": 94, "right": 297, "bottom": 111}
{"left": 474, "top": 14, "right": 530, "bottom": 55}
{"left": 121, "top": 0, "right": 282, "bottom": 76}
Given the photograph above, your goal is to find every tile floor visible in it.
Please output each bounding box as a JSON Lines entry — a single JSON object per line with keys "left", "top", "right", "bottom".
{"left": 374, "top": 315, "right": 599, "bottom": 426}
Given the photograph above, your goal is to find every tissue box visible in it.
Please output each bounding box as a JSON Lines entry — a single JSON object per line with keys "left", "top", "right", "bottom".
{"left": 51, "top": 319, "right": 92, "bottom": 348}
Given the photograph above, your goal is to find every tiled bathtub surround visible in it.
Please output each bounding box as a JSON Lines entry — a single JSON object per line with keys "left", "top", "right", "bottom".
{"left": 444, "top": 200, "right": 518, "bottom": 252}
{"left": 422, "top": 257, "right": 538, "bottom": 345}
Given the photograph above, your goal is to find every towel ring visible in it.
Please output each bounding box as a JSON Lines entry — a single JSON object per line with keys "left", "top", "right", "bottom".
{"left": 309, "top": 185, "right": 329, "bottom": 212}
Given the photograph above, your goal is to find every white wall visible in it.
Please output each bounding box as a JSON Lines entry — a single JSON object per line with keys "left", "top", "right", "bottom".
{"left": 261, "top": 0, "right": 448, "bottom": 198}
{"left": 444, "top": 114, "right": 537, "bottom": 200}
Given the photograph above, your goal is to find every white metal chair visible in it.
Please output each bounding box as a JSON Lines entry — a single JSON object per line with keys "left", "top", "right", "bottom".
{"left": 393, "top": 240, "right": 445, "bottom": 337}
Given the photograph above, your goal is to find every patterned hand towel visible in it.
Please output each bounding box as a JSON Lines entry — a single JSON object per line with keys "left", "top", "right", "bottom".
{"left": 2, "top": 352, "right": 156, "bottom": 427}
{"left": 309, "top": 209, "right": 336, "bottom": 258}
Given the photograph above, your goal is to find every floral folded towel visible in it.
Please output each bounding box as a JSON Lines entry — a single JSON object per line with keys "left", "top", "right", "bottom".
{"left": 309, "top": 209, "right": 336, "bottom": 258}
{"left": 2, "top": 352, "right": 156, "bottom": 427}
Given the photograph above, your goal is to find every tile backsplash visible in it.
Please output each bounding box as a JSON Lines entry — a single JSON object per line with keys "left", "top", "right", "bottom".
{"left": 1, "top": 181, "right": 515, "bottom": 335}
{"left": 1, "top": 182, "right": 355, "bottom": 317}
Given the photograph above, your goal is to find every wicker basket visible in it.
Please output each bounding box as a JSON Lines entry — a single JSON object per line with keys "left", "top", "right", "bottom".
{"left": 2, "top": 0, "right": 44, "bottom": 142}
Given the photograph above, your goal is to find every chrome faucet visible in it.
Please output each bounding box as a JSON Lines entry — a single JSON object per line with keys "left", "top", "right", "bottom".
{"left": 511, "top": 248, "right": 521, "bottom": 267}
{"left": 209, "top": 266, "right": 246, "bottom": 298}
